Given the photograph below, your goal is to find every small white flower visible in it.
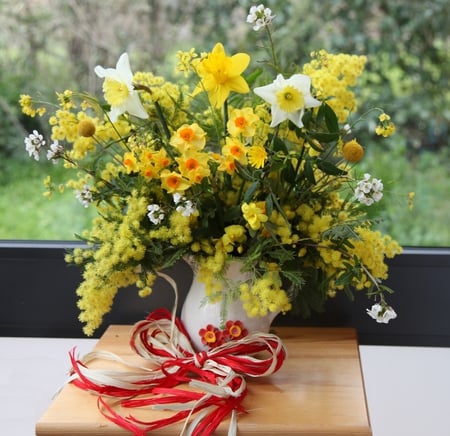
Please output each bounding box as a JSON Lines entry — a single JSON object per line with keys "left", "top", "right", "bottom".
{"left": 172, "top": 193, "right": 183, "bottom": 204}
{"left": 247, "top": 4, "right": 275, "bottom": 31}
{"left": 176, "top": 200, "right": 197, "bottom": 217}
{"left": 147, "top": 204, "right": 165, "bottom": 225}
{"left": 172, "top": 193, "right": 197, "bottom": 217}
{"left": 24, "top": 130, "right": 45, "bottom": 161}
{"left": 94, "top": 53, "right": 148, "bottom": 122}
{"left": 46, "top": 140, "right": 64, "bottom": 162}
{"left": 75, "top": 185, "right": 93, "bottom": 208}
{"left": 254, "top": 73, "right": 321, "bottom": 128}
{"left": 355, "top": 173, "right": 383, "bottom": 205}
{"left": 366, "top": 303, "right": 397, "bottom": 324}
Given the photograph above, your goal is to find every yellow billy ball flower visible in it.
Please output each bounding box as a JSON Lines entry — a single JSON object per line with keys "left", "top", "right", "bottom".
{"left": 342, "top": 139, "right": 364, "bottom": 162}
{"left": 78, "top": 119, "right": 96, "bottom": 137}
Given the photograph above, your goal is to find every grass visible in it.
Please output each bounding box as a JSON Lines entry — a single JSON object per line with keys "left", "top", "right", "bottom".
{"left": 0, "top": 158, "right": 95, "bottom": 240}
{"left": 1, "top": 148, "right": 449, "bottom": 246}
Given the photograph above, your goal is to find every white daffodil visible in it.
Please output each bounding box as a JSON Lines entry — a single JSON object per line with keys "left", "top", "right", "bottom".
{"left": 94, "top": 53, "right": 148, "bottom": 122}
{"left": 254, "top": 73, "right": 321, "bottom": 128}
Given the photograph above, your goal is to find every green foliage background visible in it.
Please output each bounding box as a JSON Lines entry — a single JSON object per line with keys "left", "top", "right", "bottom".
{"left": 0, "top": 0, "right": 448, "bottom": 246}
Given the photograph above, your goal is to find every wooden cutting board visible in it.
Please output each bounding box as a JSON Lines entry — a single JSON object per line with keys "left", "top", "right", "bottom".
{"left": 36, "top": 326, "right": 372, "bottom": 435}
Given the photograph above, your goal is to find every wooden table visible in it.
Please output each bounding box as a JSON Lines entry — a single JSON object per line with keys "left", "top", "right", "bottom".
{"left": 36, "top": 326, "right": 372, "bottom": 435}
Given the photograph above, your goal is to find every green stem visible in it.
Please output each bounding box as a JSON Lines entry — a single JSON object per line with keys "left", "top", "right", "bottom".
{"left": 132, "top": 83, "right": 175, "bottom": 160}
{"left": 265, "top": 25, "right": 280, "bottom": 73}
{"left": 223, "top": 99, "right": 229, "bottom": 138}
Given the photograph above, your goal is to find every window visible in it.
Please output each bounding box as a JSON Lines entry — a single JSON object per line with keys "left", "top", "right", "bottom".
{"left": 1, "top": 1, "right": 449, "bottom": 345}
{"left": 1, "top": 0, "right": 448, "bottom": 246}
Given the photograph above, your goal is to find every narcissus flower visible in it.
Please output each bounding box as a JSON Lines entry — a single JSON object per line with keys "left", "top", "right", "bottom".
{"left": 94, "top": 53, "right": 148, "bottom": 122}
{"left": 193, "top": 43, "right": 250, "bottom": 108}
{"left": 254, "top": 73, "right": 321, "bottom": 128}
{"left": 242, "top": 202, "right": 268, "bottom": 231}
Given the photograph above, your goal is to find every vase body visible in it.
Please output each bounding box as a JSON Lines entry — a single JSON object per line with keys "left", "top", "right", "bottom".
{"left": 181, "top": 260, "right": 278, "bottom": 351}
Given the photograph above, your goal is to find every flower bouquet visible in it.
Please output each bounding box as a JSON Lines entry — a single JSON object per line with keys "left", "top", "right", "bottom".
{"left": 21, "top": 5, "right": 404, "bottom": 434}
{"left": 21, "top": 4, "right": 401, "bottom": 339}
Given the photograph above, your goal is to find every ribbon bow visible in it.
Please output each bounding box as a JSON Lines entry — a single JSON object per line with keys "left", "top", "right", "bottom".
{"left": 69, "top": 308, "right": 287, "bottom": 436}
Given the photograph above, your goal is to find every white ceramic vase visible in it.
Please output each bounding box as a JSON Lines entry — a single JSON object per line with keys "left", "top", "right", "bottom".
{"left": 181, "top": 260, "right": 279, "bottom": 351}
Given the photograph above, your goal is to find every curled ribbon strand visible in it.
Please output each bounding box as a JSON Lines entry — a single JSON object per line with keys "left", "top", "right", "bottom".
{"left": 69, "top": 308, "right": 287, "bottom": 436}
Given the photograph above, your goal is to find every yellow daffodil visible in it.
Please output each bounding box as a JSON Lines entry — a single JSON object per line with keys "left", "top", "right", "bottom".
{"left": 176, "top": 151, "right": 211, "bottom": 184}
{"left": 170, "top": 123, "right": 206, "bottom": 151}
{"left": 227, "top": 107, "right": 260, "bottom": 137}
{"left": 242, "top": 202, "right": 268, "bottom": 231}
{"left": 193, "top": 43, "right": 250, "bottom": 108}
{"left": 160, "top": 170, "right": 191, "bottom": 193}
{"left": 222, "top": 137, "right": 247, "bottom": 164}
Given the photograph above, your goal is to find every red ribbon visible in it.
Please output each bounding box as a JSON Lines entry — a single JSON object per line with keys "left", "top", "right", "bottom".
{"left": 69, "top": 308, "right": 287, "bottom": 435}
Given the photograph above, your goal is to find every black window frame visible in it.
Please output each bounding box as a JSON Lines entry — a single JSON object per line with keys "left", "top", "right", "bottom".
{"left": 1, "top": 241, "right": 449, "bottom": 346}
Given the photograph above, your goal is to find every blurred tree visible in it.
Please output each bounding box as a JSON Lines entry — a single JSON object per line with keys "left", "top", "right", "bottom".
{"left": 289, "top": 0, "right": 450, "bottom": 153}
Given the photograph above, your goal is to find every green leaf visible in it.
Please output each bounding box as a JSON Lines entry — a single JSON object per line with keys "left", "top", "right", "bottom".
{"left": 242, "top": 181, "right": 259, "bottom": 203}
{"left": 223, "top": 205, "right": 241, "bottom": 222}
{"left": 317, "top": 159, "right": 347, "bottom": 176}
{"left": 304, "top": 156, "right": 316, "bottom": 184}
{"left": 281, "top": 269, "right": 305, "bottom": 287}
{"left": 319, "top": 102, "right": 340, "bottom": 133}
{"left": 308, "top": 131, "right": 340, "bottom": 143}
{"left": 245, "top": 67, "right": 263, "bottom": 86}
{"left": 265, "top": 193, "right": 274, "bottom": 217}
{"left": 281, "top": 161, "right": 296, "bottom": 184}
{"left": 270, "top": 134, "right": 288, "bottom": 153}
{"left": 234, "top": 160, "right": 253, "bottom": 181}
